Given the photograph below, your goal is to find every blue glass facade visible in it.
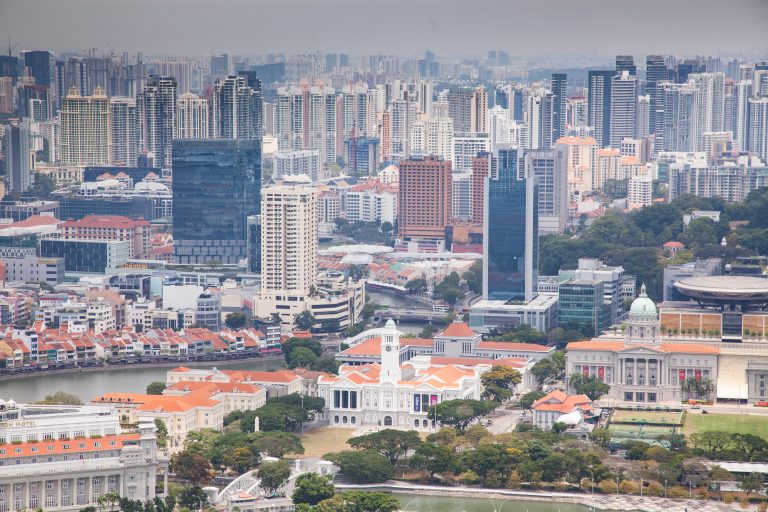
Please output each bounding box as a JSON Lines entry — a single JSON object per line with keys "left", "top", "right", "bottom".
{"left": 484, "top": 147, "right": 538, "bottom": 301}
{"left": 172, "top": 139, "right": 260, "bottom": 265}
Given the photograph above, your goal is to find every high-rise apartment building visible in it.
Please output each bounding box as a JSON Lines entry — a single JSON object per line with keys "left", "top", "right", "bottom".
{"left": 588, "top": 70, "right": 614, "bottom": 147}
{"left": 733, "top": 81, "right": 752, "bottom": 151}
{"left": 60, "top": 86, "right": 112, "bottom": 165}
{"left": 3, "top": 119, "right": 32, "bottom": 193}
{"left": 636, "top": 95, "right": 651, "bottom": 139}
{"left": 110, "top": 97, "right": 138, "bottom": 166}
{"left": 210, "top": 75, "right": 261, "bottom": 140}
{"left": 527, "top": 88, "right": 554, "bottom": 150}
{"left": 748, "top": 98, "right": 768, "bottom": 161}
{"left": 259, "top": 185, "right": 318, "bottom": 296}
{"left": 397, "top": 155, "right": 452, "bottom": 240}
{"left": 689, "top": 72, "right": 725, "bottom": 150}
{"left": 484, "top": 146, "right": 538, "bottom": 302}
{"left": 172, "top": 139, "right": 260, "bottom": 264}
{"left": 274, "top": 84, "right": 337, "bottom": 164}
{"left": 471, "top": 152, "right": 490, "bottom": 226}
{"left": 138, "top": 76, "right": 177, "bottom": 169}
{"left": 448, "top": 86, "right": 487, "bottom": 134}
{"left": 237, "top": 70, "right": 265, "bottom": 138}
{"left": 176, "top": 93, "right": 209, "bottom": 139}
{"left": 551, "top": 73, "right": 567, "bottom": 142}
{"left": 523, "top": 146, "right": 568, "bottom": 234}
{"left": 609, "top": 71, "right": 637, "bottom": 148}
{"left": 410, "top": 103, "right": 453, "bottom": 160}
{"left": 661, "top": 82, "right": 697, "bottom": 151}
{"left": 389, "top": 97, "right": 416, "bottom": 162}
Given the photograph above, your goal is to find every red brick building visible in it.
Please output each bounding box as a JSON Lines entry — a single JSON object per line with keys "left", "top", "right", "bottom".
{"left": 397, "top": 155, "right": 452, "bottom": 240}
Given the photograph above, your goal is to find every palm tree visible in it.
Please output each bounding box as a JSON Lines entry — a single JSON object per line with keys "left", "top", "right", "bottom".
{"left": 697, "top": 379, "right": 715, "bottom": 401}
{"left": 681, "top": 377, "right": 698, "bottom": 400}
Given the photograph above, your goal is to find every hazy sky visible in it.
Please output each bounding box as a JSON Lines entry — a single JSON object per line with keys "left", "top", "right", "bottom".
{"left": 1, "top": 0, "right": 767, "bottom": 58}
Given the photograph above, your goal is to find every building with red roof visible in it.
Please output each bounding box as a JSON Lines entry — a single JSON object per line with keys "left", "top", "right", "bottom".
{"left": 60, "top": 215, "right": 151, "bottom": 258}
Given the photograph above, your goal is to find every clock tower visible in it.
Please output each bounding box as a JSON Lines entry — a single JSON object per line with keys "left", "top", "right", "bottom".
{"left": 380, "top": 319, "right": 401, "bottom": 384}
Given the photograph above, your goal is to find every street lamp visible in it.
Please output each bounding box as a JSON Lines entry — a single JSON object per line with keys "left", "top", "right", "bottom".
{"left": 616, "top": 474, "right": 620, "bottom": 495}
{"left": 689, "top": 481, "right": 693, "bottom": 499}
{"left": 664, "top": 479, "right": 668, "bottom": 498}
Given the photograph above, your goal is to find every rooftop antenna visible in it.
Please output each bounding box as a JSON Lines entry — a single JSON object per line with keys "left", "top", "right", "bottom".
{"left": 7, "top": 36, "right": 19, "bottom": 57}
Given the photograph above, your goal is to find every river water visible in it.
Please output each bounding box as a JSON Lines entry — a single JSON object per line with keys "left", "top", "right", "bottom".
{"left": 395, "top": 494, "right": 590, "bottom": 512}
{"left": 0, "top": 359, "right": 285, "bottom": 403}
{"left": 366, "top": 288, "right": 430, "bottom": 334}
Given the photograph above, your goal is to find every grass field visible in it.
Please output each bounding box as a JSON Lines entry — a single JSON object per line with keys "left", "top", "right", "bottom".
{"left": 682, "top": 413, "right": 768, "bottom": 438}
{"left": 610, "top": 409, "right": 684, "bottom": 426}
{"left": 295, "top": 427, "right": 356, "bottom": 458}
{"left": 608, "top": 424, "right": 675, "bottom": 439}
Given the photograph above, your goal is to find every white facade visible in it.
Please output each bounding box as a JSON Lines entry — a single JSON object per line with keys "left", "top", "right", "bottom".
{"left": 273, "top": 150, "right": 321, "bottom": 182}
{"left": 410, "top": 106, "right": 454, "bottom": 160}
{"left": 176, "top": 93, "right": 209, "bottom": 139}
{"left": 627, "top": 172, "right": 653, "bottom": 210}
{"left": 452, "top": 134, "right": 489, "bottom": 172}
{"left": 469, "top": 295, "right": 559, "bottom": 334}
{"left": 60, "top": 87, "right": 112, "bottom": 166}
{"left": 609, "top": 71, "right": 637, "bottom": 149}
{"left": 345, "top": 188, "right": 397, "bottom": 225}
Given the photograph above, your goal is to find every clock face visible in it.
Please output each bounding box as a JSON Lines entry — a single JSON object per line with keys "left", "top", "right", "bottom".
{"left": 385, "top": 345, "right": 392, "bottom": 352}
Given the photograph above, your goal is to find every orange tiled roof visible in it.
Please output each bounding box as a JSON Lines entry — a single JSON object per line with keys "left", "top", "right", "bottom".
{"left": 440, "top": 322, "right": 476, "bottom": 338}
{"left": 532, "top": 390, "right": 592, "bottom": 414}
{"left": 0, "top": 433, "right": 140, "bottom": 460}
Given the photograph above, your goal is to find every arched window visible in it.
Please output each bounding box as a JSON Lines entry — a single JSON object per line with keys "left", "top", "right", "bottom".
{"left": 342, "top": 416, "right": 348, "bottom": 424}
{"left": 384, "top": 416, "right": 393, "bottom": 426}
{"left": 414, "top": 419, "right": 419, "bottom": 427}
{"left": 334, "top": 415, "right": 339, "bottom": 424}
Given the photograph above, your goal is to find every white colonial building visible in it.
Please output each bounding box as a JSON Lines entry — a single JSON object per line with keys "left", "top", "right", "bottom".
{"left": 566, "top": 285, "right": 719, "bottom": 403}
{"left": 0, "top": 400, "right": 166, "bottom": 511}
{"left": 318, "top": 320, "right": 489, "bottom": 431}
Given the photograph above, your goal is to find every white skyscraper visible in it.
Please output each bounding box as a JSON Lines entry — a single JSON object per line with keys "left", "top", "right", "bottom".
{"left": 176, "top": 93, "right": 209, "bottom": 139}
{"left": 635, "top": 95, "right": 650, "bottom": 139}
{"left": 609, "top": 71, "right": 637, "bottom": 148}
{"left": 410, "top": 103, "right": 454, "bottom": 159}
{"left": 110, "top": 97, "right": 138, "bottom": 166}
{"left": 452, "top": 134, "right": 490, "bottom": 172}
{"left": 274, "top": 84, "right": 337, "bottom": 164}
{"left": 418, "top": 80, "right": 434, "bottom": 116}
{"left": 748, "top": 98, "right": 768, "bottom": 161}
{"left": 733, "top": 81, "right": 753, "bottom": 151}
{"left": 688, "top": 72, "right": 725, "bottom": 151}
{"left": 526, "top": 88, "right": 553, "bottom": 150}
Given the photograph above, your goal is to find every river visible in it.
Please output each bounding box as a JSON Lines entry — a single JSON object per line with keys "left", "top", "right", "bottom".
{"left": 0, "top": 359, "right": 285, "bottom": 403}
{"left": 395, "top": 494, "right": 591, "bottom": 512}
{"left": 366, "top": 288, "right": 430, "bottom": 335}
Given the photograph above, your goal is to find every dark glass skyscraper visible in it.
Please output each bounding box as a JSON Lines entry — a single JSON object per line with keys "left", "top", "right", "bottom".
{"left": 24, "top": 50, "right": 51, "bottom": 87}
{"left": 588, "top": 70, "right": 614, "bottom": 147}
{"left": 616, "top": 55, "right": 637, "bottom": 76}
{"left": 483, "top": 147, "right": 538, "bottom": 302}
{"left": 646, "top": 55, "right": 669, "bottom": 135}
{"left": 172, "top": 139, "right": 261, "bottom": 265}
{"left": 551, "top": 73, "right": 567, "bottom": 142}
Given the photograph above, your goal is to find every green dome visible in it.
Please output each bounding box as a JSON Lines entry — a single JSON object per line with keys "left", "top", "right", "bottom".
{"left": 629, "top": 284, "right": 657, "bottom": 317}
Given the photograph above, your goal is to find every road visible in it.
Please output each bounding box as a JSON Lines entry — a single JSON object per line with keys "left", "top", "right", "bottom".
{"left": 484, "top": 406, "right": 525, "bottom": 434}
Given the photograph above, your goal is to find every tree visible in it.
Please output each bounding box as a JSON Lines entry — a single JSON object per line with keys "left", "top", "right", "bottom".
{"left": 146, "top": 381, "right": 166, "bottom": 395}
{"left": 348, "top": 429, "right": 421, "bottom": 465}
{"left": 224, "top": 447, "right": 258, "bottom": 474}
{"left": 35, "top": 391, "right": 82, "bottom": 405}
{"left": 380, "top": 221, "right": 393, "bottom": 236}
{"left": 589, "top": 428, "right": 611, "bottom": 448}
{"left": 154, "top": 419, "right": 168, "bottom": 448}
{"left": 409, "top": 442, "right": 455, "bottom": 480}
{"left": 739, "top": 472, "right": 765, "bottom": 494}
{"left": 404, "top": 278, "right": 428, "bottom": 293}
{"left": 294, "top": 310, "right": 315, "bottom": 331}
{"left": 460, "top": 443, "right": 518, "bottom": 483}
{"left": 268, "top": 394, "right": 326, "bottom": 419}
{"left": 531, "top": 351, "right": 566, "bottom": 384}
{"left": 568, "top": 374, "right": 610, "bottom": 400}
{"left": 252, "top": 432, "right": 305, "bottom": 458}
{"left": 480, "top": 365, "right": 522, "bottom": 402}
{"left": 438, "top": 287, "right": 462, "bottom": 306}
{"left": 292, "top": 473, "right": 336, "bottom": 506}
{"left": 171, "top": 450, "right": 213, "bottom": 486}
{"left": 319, "top": 318, "right": 341, "bottom": 334}
{"left": 325, "top": 450, "right": 394, "bottom": 484}
{"left": 257, "top": 460, "right": 291, "bottom": 495}
{"left": 31, "top": 173, "right": 55, "bottom": 198}
{"left": 323, "top": 491, "right": 399, "bottom": 512}
{"left": 241, "top": 403, "right": 309, "bottom": 432}
{"left": 428, "top": 399, "right": 498, "bottom": 431}
{"left": 289, "top": 347, "right": 319, "bottom": 368}
{"left": 225, "top": 312, "right": 247, "bottom": 330}
{"left": 348, "top": 265, "right": 370, "bottom": 281}
{"left": 518, "top": 390, "right": 547, "bottom": 410}
{"left": 551, "top": 422, "right": 568, "bottom": 435}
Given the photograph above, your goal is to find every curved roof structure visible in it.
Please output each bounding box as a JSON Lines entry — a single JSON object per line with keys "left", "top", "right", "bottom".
{"left": 674, "top": 276, "right": 768, "bottom": 305}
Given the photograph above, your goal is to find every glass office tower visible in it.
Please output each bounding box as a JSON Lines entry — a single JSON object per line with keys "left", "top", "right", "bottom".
{"left": 483, "top": 146, "right": 539, "bottom": 301}
{"left": 172, "top": 139, "right": 260, "bottom": 264}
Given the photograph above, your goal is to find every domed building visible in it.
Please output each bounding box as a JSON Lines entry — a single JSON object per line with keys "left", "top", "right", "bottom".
{"left": 565, "top": 283, "right": 719, "bottom": 404}
{"left": 625, "top": 284, "right": 661, "bottom": 343}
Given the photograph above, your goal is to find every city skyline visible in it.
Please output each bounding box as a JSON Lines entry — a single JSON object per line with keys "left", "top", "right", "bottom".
{"left": 2, "top": 0, "right": 767, "bottom": 58}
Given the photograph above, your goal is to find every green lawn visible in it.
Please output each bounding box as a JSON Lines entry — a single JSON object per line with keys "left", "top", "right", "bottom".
{"left": 611, "top": 409, "right": 684, "bottom": 426}
{"left": 683, "top": 413, "right": 768, "bottom": 438}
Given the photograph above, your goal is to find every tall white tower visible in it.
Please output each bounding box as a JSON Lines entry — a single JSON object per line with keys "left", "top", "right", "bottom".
{"left": 380, "top": 319, "right": 401, "bottom": 385}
